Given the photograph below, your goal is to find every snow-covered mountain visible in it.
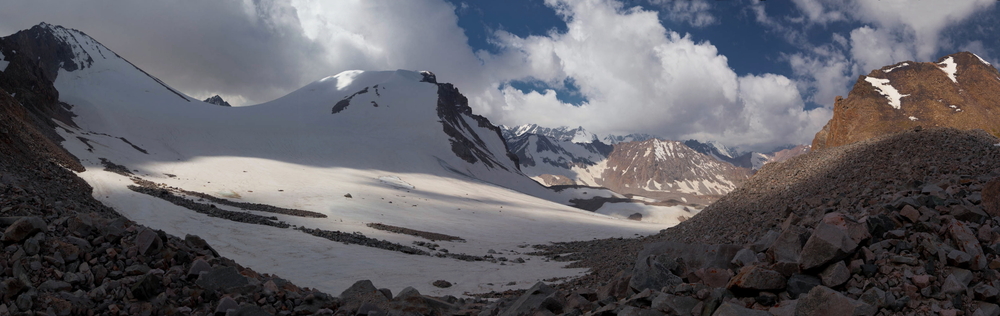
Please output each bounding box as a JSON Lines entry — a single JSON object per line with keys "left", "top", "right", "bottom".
{"left": 500, "top": 124, "right": 599, "bottom": 143}
{"left": 1, "top": 23, "right": 698, "bottom": 296}
{"left": 595, "top": 139, "right": 751, "bottom": 205}
{"left": 499, "top": 124, "right": 752, "bottom": 205}
{"left": 602, "top": 133, "right": 657, "bottom": 145}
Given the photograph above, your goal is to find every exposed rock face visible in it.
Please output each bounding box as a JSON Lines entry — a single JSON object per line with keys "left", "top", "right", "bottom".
{"left": 203, "top": 95, "right": 232, "bottom": 107}
{"left": 423, "top": 71, "right": 520, "bottom": 171}
{"left": 813, "top": 51, "right": 1000, "bottom": 150}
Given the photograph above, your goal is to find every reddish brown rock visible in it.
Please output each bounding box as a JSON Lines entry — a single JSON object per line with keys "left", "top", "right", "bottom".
{"left": 983, "top": 177, "right": 1000, "bottom": 217}
{"left": 812, "top": 52, "right": 1000, "bottom": 150}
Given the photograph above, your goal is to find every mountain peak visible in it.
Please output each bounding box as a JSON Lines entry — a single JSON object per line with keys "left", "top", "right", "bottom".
{"left": 812, "top": 51, "right": 1000, "bottom": 150}
{"left": 203, "top": 95, "right": 232, "bottom": 107}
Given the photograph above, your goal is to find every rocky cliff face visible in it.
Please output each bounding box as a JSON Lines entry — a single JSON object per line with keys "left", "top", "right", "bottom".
{"left": 813, "top": 52, "right": 1000, "bottom": 150}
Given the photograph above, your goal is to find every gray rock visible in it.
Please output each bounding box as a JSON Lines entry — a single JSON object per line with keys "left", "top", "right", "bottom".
{"left": 135, "top": 227, "right": 162, "bottom": 255}
{"left": 651, "top": 293, "right": 699, "bottom": 315}
{"left": 130, "top": 273, "right": 163, "bottom": 301}
{"left": 951, "top": 205, "right": 988, "bottom": 223}
{"left": 16, "top": 291, "right": 33, "bottom": 311}
{"left": 1, "top": 217, "right": 46, "bottom": 243}
{"left": 859, "top": 287, "right": 887, "bottom": 308}
{"left": 630, "top": 253, "right": 683, "bottom": 292}
{"left": 125, "top": 264, "right": 151, "bottom": 276}
{"left": 786, "top": 274, "right": 821, "bottom": 299}
{"left": 751, "top": 230, "right": 780, "bottom": 252}
{"left": 216, "top": 297, "right": 240, "bottom": 315}
{"left": 196, "top": 266, "right": 249, "bottom": 292}
{"left": 727, "top": 265, "right": 786, "bottom": 291}
{"left": 891, "top": 197, "right": 920, "bottom": 210}
{"left": 340, "top": 280, "right": 379, "bottom": 300}
{"left": 387, "top": 286, "right": 457, "bottom": 316}
{"left": 795, "top": 285, "right": 875, "bottom": 316}
{"left": 711, "top": 301, "right": 770, "bottom": 316}
{"left": 731, "top": 248, "right": 759, "bottom": 267}
{"left": 976, "top": 302, "right": 1000, "bottom": 316}
{"left": 799, "top": 223, "right": 857, "bottom": 270}
{"left": 769, "top": 299, "right": 796, "bottom": 316}
{"left": 631, "top": 242, "right": 740, "bottom": 291}
{"left": 22, "top": 233, "right": 41, "bottom": 256}
{"left": 231, "top": 305, "right": 275, "bottom": 316}
{"left": 499, "top": 282, "right": 556, "bottom": 316}
{"left": 38, "top": 280, "right": 71, "bottom": 292}
{"left": 768, "top": 226, "right": 810, "bottom": 263}
{"left": 187, "top": 258, "right": 212, "bottom": 279}
{"left": 101, "top": 217, "right": 128, "bottom": 241}
{"left": 973, "top": 283, "right": 999, "bottom": 301}
{"left": 819, "top": 261, "right": 850, "bottom": 287}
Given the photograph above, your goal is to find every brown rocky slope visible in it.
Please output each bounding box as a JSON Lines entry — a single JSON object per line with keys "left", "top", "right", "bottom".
{"left": 527, "top": 127, "right": 1000, "bottom": 315}
{"left": 813, "top": 52, "right": 1000, "bottom": 150}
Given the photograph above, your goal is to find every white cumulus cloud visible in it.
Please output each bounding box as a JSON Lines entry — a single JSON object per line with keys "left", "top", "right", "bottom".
{"left": 484, "top": 0, "right": 827, "bottom": 151}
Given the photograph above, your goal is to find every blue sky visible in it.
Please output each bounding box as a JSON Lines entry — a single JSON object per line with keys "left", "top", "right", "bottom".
{"left": 1, "top": 0, "right": 998, "bottom": 151}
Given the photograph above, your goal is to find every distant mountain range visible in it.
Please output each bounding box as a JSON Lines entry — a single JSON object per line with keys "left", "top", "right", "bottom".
{"left": 499, "top": 124, "right": 809, "bottom": 205}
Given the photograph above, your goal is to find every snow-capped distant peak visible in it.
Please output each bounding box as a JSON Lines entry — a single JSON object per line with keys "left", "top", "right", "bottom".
{"left": 502, "top": 124, "right": 599, "bottom": 144}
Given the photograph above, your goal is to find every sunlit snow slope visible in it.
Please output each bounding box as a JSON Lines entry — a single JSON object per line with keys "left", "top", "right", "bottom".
{"left": 34, "top": 24, "right": 666, "bottom": 296}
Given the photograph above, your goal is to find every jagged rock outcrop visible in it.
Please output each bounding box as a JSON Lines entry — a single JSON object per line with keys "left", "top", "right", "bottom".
{"left": 813, "top": 52, "right": 1000, "bottom": 150}
{"left": 203, "top": 95, "right": 232, "bottom": 107}
{"left": 422, "top": 71, "right": 520, "bottom": 171}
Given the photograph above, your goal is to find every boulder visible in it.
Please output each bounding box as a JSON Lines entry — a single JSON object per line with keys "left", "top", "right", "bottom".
{"left": 696, "top": 268, "right": 734, "bottom": 288}
{"left": 949, "top": 221, "right": 987, "bottom": 270}
{"left": 786, "top": 274, "right": 821, "bottom": 299}
{"left": 135, "top": 227, "right": 162, "bottom": 255}
{"left": 727, "top": 265, "right": 787, "bottom": 292}
{"left": 196, "top": 266, "right": 250, "bottom": 292}
{"left": 767, "top": 226, "right": 810, "bottom": 264}
{"left": 731, "top": 248, "right": 759, "bottom": 267}
{"left": 131, "top": 274, "right": 164, "bottom": 301}
{"left": 799, "top": 223, "right": 857, "bottom": 270}
{"left": 711, "top": 301, "right": 770, "bottom": 316}
{"left": 1, "top": 217, "right": 46, "bottom": 243}
{"left": 387, "top": 287, "right": 457, "bottom": 316}
{"left": 795, "top": 285, "right": 876, "bottom": 316}
{"left": 819, "top": 261, "right": 850, "bottom": 287}
{"left": 651, "top": 293, "right": 699, "bottom": 315}
{"left": 499, "top": 282, "right": 557, "bottom": 316}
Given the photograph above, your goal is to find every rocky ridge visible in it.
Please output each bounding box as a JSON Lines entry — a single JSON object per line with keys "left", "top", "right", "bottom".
{"left": 813, "top": 52, "right": 1000, "bottom": 150}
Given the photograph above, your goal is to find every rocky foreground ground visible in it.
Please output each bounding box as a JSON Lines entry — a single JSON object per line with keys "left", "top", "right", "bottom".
{"left": 4, "top": 126, "right": 1000, "bottom": 316}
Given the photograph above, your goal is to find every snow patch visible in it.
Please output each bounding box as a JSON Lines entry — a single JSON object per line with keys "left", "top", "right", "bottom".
{"left": 864, "top": 77, "right": 909, "bottom": 110}
{"left": 972, "top": 53, "right": 991, "bottom": 65}
{"left": 938, "top": 57, "right": 958, "bottom": 83}
{"left": 594, "top": 202, "right": 698, "bottom": 225}
{"left": 884, "top": 62, "right": 909, "bottom": 73}
{"left": 908, "top": 116, "right": 918, "bottom": 121}
{"left": 378, "top": 175, "right": 415, "bottom": 190}
{"left": 0, "top": 50, "right": 8, "bottom": 72}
